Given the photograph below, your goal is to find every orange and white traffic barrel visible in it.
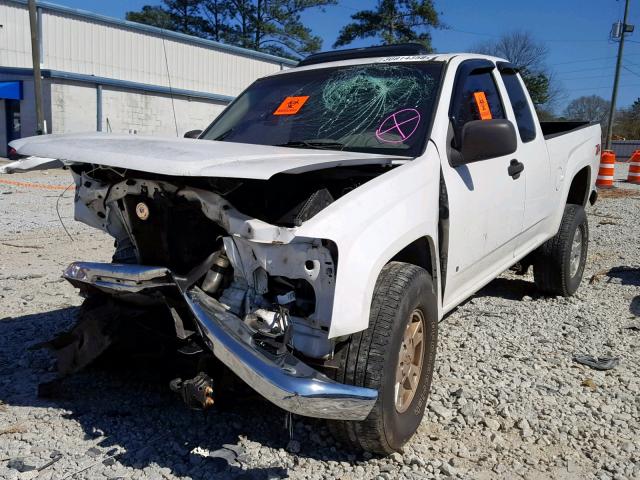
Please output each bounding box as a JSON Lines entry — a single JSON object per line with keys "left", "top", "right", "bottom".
{"left": 596, "top": 150, "right": 616, "bottom": 189}
{"left": 627, "top": 150, "right": 640, "bottom": 184}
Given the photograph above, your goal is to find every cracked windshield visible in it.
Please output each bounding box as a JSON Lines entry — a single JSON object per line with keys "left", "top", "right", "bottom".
{"left": 202, "top": 62, "right": 443, "bottom": 156}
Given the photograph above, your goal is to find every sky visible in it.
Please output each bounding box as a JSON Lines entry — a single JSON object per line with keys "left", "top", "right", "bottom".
{"left": 49, "top": 0, "right": 640, "bottom": 112}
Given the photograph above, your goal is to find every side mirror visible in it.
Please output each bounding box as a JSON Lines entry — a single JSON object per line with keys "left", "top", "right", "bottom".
{"left": 455, "top": 119, "right": 517, "bottom": 166}
{"left": 184, "top": 129, "right": 203, "bottom": 139}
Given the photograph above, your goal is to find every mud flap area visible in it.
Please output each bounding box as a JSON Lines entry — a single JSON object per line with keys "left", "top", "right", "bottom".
{"left": 33, "top": 296, "right": 125, "bottom": 376}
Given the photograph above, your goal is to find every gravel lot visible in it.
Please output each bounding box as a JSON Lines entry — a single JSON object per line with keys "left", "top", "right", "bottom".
{"left": 0, "top": 163, "right": 638, "bottom": 480}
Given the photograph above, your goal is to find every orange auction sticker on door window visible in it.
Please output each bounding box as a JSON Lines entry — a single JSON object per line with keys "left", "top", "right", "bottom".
{"left": 473, "top": 91, "right": 493, "bottom": 120}
{"left": 274, "top": 96, "right": 310, "bottom": 115}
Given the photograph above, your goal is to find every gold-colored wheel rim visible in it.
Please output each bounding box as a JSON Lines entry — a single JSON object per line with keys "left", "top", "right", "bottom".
{"left": 395, "top": 309, "right": 425, "bottom": 413}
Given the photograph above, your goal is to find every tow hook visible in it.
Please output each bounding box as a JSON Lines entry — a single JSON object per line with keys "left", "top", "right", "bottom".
{"left": 169, "top": 372, "right": 215, "bottom": 410}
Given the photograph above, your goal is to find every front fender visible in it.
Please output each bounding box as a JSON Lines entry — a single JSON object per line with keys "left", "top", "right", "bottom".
{"left": 297, "top": 144, "right": 442, "bottom": 338}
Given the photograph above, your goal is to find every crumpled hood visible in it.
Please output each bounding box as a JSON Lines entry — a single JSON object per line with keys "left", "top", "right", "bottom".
{"left": 7, "top": 133, "right": 402, "bottom": 179}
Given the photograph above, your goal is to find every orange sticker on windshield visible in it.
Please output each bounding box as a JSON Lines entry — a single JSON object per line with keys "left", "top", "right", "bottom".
{"left": 473, "top": 91, "right": 493, "bottom": 120}
{"left": 274, "top": 96, "right": 309, "bottom": 115}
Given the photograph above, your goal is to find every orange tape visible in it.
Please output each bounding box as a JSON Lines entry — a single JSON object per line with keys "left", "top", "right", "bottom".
{"left": 473, "top": 91, "right": 493, "bottom": 120}
{"left": 274, "top": 96, "right": 309, "bottom": 116}
{"left": 0, "top": 178, "right": 75, "bottom": 191}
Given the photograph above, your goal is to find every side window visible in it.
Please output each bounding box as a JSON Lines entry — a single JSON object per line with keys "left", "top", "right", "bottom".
{"left": 451, "top": 70, "right": 505, "bottom": 141}
{"left": 500, "top": 71, "right": 536, "bottom": 142}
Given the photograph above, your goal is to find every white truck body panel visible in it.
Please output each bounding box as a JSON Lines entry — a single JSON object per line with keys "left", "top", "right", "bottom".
{"left": 5, "top": 133, "right": 400, "bottom": 179}
{"left": 514, "top": 126, "right": 600, "bottom": 262}
{"left": 434, "top": 59, "right": 526, "bottom": 309}
{"left": 297, "top": 142, "right": 442, "bottom": 338}
{"left": 426, "top": 55, "right": 600, "bottom": 314}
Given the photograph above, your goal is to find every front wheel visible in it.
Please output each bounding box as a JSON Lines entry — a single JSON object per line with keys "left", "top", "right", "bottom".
{"left": 328, "top": 262, "right": 438, "bottom": 454}
{"left": 533, "top": 204, "right": 589, "bottom": 296}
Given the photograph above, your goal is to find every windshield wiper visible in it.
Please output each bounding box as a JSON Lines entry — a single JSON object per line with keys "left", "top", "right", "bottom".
{"left": 276, "top": 140, "right": 345, "bottom": 151}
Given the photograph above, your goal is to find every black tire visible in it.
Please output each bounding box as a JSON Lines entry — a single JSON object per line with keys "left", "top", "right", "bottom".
{"left": 534, "top": 204, "right": 589, "bottom": 296}
{"left": 328, "top": 262, "right": 438, "bottom": 454}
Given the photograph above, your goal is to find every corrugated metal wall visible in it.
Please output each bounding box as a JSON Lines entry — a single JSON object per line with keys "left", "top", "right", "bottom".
{"left": 0, "top": 0, "right": 289, "bottom": 97}
{"left": 612, "top": 141, "right": 640, "bottom": 161}
{"left": 0, "top": 1, "right": 32, "bottom": 68}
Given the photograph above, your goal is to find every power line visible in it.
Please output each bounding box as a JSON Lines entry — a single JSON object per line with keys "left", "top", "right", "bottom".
{"left": 551, "top": 73, "right": 640, "bottom": 85}
{"left": 625, "top": 57, "right": 640, "bottom": 68}
{"left": 556, "top": 54, "right": 640, "bottom": 80}
{"left": 161, "top": 35, "right": 179, "bottom": 138}
{"left": 554, "top": 64, "right": 616, "bottom": 74}
{"left": 436, "top": 26, "right": 610, "bottom": 44}
{"left": 557, "top": 70, "right": 637, "bottom": 80}
{"left": 548, "top": 51, "right": 640, "bottom": 67}
{"left": 437, "top": 27, "right": 499, "bottom": 39}
{"left": 570, "top": 82, "right": 640, "bottom": 92}
{"left": 623, "top": 65, "right": 640, "bottom": 77}
{"left": 550, "top": 55, "right": 615, "bottom": 66}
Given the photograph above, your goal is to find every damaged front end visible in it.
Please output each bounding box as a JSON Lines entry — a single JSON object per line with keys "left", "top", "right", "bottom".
{"left": 56, "top": 164, "right": 384, "bottom": 420}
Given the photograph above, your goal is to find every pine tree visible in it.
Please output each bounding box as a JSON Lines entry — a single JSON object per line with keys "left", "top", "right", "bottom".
{"left": 334, "top": 0, "right": 441, "bottom": 50}
{"left": 127, "top": 0, "right": 334, "bottom": 58}
{"left": 126, "top": 1, "right": 207, "bottom": 36}
{"left": 226, "top": 0, "right": 335, "bottom": 57}
{"left": 126, "top": 6, "right": 174, "bottom": 30}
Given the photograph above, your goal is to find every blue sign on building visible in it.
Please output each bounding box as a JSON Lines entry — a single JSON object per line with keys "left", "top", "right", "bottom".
{"left": 0, "top": 81, "right": 23, "bottom": 100}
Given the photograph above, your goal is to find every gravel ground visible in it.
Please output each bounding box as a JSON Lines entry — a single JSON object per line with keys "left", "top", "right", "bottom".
{"left": 0, "top": 163, "right": 638, "bottom": 480}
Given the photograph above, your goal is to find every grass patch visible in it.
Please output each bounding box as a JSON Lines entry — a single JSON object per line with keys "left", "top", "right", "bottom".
{"left": 599, "top": 187, "right": 640, "bottom": 199}
{"left": 0, "top": 423, "right": 27, "bottom": 435}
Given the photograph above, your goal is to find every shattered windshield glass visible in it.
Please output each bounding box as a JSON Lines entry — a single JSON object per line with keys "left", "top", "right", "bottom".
{"left": 201, "top": 62, "right": 443, "bottom": 157}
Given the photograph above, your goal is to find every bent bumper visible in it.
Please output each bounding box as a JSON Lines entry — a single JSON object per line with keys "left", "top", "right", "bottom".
{"left": 63, "top": 262, "right": 377, "bottom": 420}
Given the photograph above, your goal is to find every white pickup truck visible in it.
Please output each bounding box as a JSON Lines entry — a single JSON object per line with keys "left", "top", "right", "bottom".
{"left": 4, "top": 44, "right": 601, "bottom": 454}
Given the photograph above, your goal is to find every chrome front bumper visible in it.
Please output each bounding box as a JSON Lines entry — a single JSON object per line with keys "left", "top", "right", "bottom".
{"left": 63, "top": 262, "right": 377, "bottom": 420}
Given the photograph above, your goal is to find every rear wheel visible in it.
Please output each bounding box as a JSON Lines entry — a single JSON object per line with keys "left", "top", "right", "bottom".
{"left": 533, "top": 204, "right": 589, "bottom": 296}
{"left": 328, "top": 262, "right": 438, "bottom": 454}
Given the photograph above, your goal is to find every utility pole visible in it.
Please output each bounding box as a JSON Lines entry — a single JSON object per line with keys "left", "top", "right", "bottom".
{"left": 27, "top": 0, "right": 45, "bottom": 135}
{"left": 605, "top": 0, "right": 632, "bottom": 150}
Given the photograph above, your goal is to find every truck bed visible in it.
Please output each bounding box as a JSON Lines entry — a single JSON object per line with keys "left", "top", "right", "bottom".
{"left": 543, "top": 121, "right": 601, "bottom": 211}
{"left": 541, "top": 121, "right": 593, "bottom": 140}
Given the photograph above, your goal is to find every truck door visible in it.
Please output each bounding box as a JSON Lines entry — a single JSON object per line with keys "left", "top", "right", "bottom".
{"left": 496, "top": 64, "right": 553, "bottom": 256}
{"left": 441, "top": 60, "right": 526, "bottom": 310}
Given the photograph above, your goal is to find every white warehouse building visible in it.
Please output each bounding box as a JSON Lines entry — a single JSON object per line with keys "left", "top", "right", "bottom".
{"left": 0, "top": 0, "right": 295, "bottom": 157}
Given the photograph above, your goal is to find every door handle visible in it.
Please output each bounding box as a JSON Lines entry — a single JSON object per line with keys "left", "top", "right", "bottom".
{"left": 508, "top": 159, "right": 524, "bottom": 179}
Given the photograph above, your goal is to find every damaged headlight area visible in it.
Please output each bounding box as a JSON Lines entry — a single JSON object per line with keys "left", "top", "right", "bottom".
{"left": 50, "top": 166, "right": 377, "bottom": 420}
{"left": 72, "top": 168, "right": 339, "bottom": 359}
{"left": 221, "top": 236, "right": 337, "bottom": 359}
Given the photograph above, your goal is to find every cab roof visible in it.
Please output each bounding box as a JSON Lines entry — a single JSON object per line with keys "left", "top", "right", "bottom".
{"left": 268, "top": 52, "right": 508, "bottom": 77}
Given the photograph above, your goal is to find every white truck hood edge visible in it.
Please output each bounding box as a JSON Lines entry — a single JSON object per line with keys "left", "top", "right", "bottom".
{"left": 5, "top": 133, "right": 404, "bottom": 179}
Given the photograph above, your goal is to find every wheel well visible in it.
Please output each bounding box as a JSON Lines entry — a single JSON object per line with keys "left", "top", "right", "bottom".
{"left": 389, "top": 236, "right": 436, "bottom": 284}
{"left": 566, "top": 166, "right": 590, "bottom": 206}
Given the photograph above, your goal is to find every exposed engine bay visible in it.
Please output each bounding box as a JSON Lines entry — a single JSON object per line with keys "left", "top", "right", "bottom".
{"left": 68, "top": 163, "right": 395, "bottom": 362}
